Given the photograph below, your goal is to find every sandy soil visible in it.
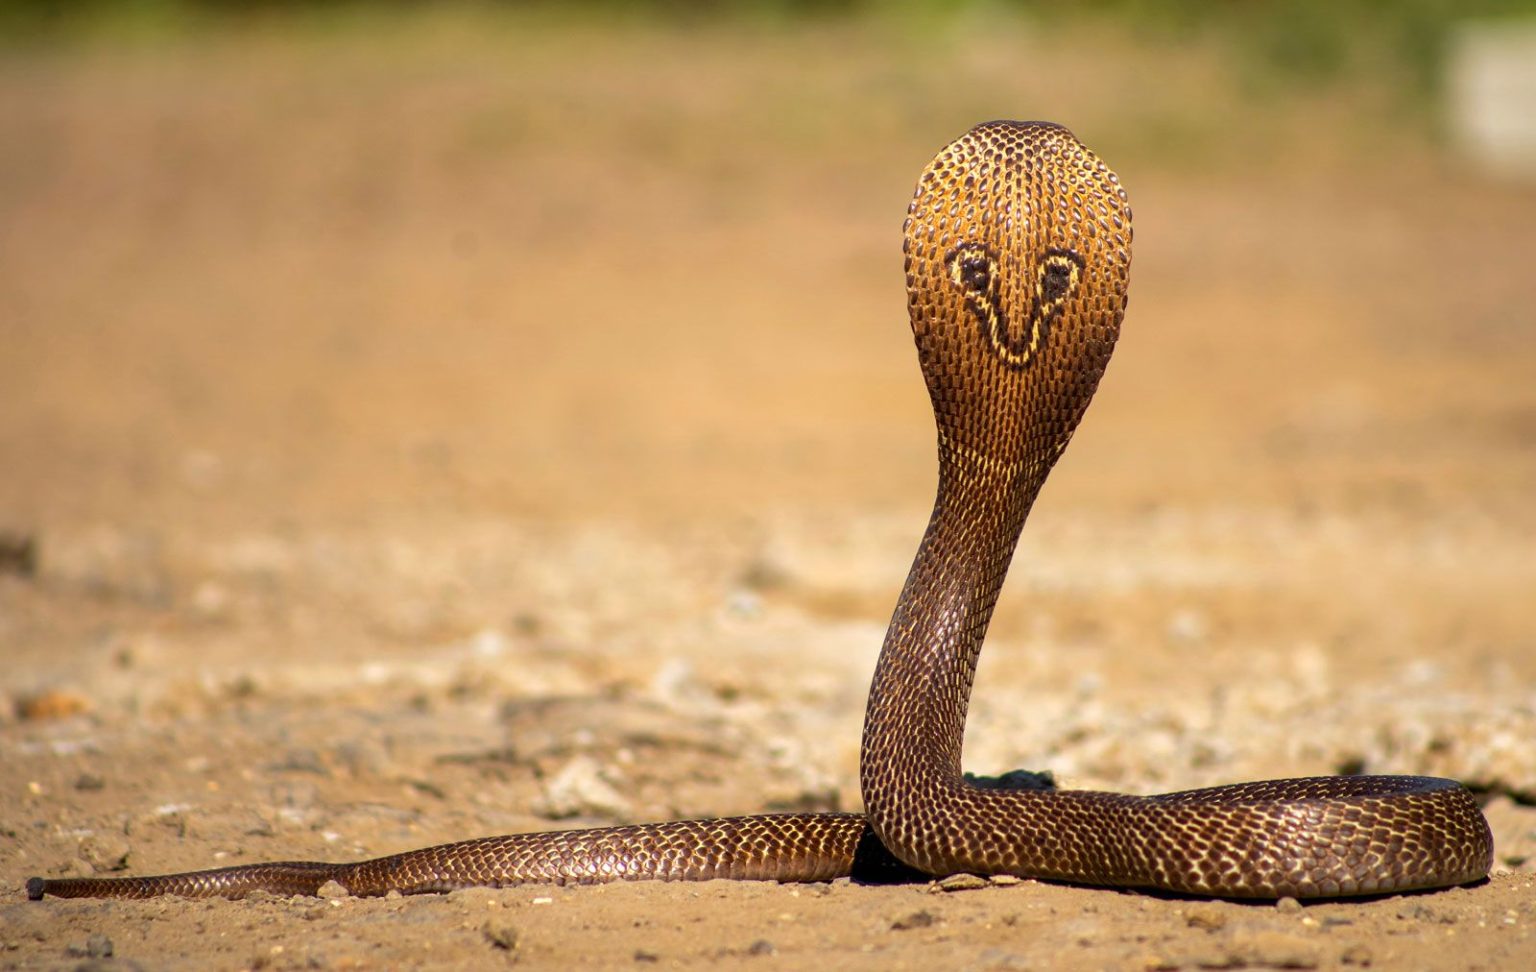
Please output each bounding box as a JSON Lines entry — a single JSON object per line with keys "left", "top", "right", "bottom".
{"left": 2, "top": 18, "right": 1535, "bottom": 971}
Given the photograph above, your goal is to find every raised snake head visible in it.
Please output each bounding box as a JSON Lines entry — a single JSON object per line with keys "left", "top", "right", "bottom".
{"left": 902, "top": 120, "right": 1133, "bottom": 490}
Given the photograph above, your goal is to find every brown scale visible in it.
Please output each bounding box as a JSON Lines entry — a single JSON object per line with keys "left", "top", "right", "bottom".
{"left": 28, "top": 121, "right": 1492, "bottom": 903}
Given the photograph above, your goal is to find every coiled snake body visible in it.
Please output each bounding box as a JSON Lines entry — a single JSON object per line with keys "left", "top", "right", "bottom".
{"left": 28, "top": 122, "right": 1492, "bottom": 902}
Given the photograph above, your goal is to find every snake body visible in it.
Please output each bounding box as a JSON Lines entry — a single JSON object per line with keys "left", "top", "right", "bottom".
{"left": 28, "top": 122, "right": 1492, "bottom": 902}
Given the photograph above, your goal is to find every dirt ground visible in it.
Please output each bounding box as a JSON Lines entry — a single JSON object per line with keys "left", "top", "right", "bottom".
{"left": 3, "top": 16, "right": 1536, "bottom": 971}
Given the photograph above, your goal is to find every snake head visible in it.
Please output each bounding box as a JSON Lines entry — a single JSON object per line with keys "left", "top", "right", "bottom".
{"left": 903, "top": 121, "right": 1132, "bottom": 479}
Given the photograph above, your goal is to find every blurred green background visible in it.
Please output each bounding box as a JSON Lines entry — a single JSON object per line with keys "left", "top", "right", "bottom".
{"left": 7, "top": 0, "right": 1536, "bottom": 169}
{"left": 7, "top": 0, "right": 1536, "bottom": 106}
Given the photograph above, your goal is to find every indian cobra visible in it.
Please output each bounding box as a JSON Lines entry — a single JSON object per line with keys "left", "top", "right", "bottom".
{"left": 27, "top": 121, "right": 1493, "bottom": 903}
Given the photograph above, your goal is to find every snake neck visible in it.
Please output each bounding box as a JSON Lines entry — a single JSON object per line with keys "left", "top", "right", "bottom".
{"left": 860, "top": 448, "right": 1044, "bottom": 852}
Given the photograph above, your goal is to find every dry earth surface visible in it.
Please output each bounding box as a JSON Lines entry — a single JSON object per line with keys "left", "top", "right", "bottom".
{"left": 2, "top": 17, "right": 1535, "bottom": 972}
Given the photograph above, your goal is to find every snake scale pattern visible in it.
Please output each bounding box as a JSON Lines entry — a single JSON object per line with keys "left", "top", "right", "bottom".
{"left": 28, "top": 121, "right": 1493, "bottom": 903}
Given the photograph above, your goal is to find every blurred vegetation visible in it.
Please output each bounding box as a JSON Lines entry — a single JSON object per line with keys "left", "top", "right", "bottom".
{"left": 4, "top": 1, "right": 1536, "bottom": 122}
{"left": 1048, "top": 1, "right": 1536, "bottom": 99}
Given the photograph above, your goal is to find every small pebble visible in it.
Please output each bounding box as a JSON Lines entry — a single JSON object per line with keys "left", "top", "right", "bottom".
{"left": 79, "top": 835, "right": 131, "bottom": 873}
{"left": 483, "top": 920, "right": 519, "bottom": 951}
{"left": 15, "top": 689, "right": 91, "bottom": 721}
{"left": 738, "top": 556, "right": 792, "bottom": 592}
{"left": 335, "top": 740, "right": 394, "bottom": 778}
{"left": 1239, "top": 931, "right": 1319, "bottom": 970}
{"left": 1166, "top": 607, "right": 1209, "bottom": 644}
{"left": 747, "top": 939, "right": 775, "bottom": 956}
{"left": 934, "top": 873, "right": 989, "bottom": 893}
{"left": 537, "top": 755, "right": 632, "bottom": 820}
{"left": 64, "top": 934, "right": 113, "bottom": 958}
{"left": 1276, "top": 896, "right": 1303, "bottom": 913}
{"left": 891, "top": 909, "right": 937, "bottom": 931}
{"left": 0, "top": 531, "right": 37, "bottom": 577}
{"left": 317, "top": 880, "right": 349, "bottom": 900}
{"left": 275, "top": 748, "right": 329, "bottom": 776}
{"left": 1185, "top": 905, "right": 1227, "bottom": 931}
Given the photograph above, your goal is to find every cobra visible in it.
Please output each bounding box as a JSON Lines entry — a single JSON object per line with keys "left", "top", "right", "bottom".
{"left": 27, "top": 121, "right": 1493, "bottom": 902}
